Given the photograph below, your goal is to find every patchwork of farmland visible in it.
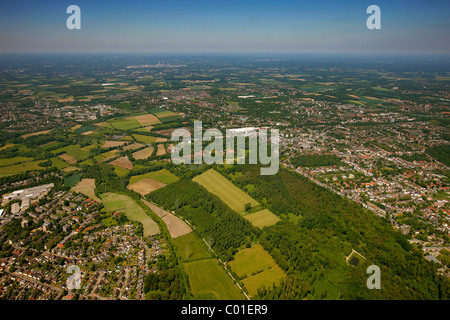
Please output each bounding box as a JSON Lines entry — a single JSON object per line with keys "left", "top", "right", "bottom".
{"left": 0, "top": 94, "right": 291, "bottom": 302}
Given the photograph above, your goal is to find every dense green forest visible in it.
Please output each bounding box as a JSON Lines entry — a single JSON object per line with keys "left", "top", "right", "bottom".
{"left": 224, "top": 165, "right": 449, "bottom": 299}
{"left": 399, "top": 153, "right": 429, "bottom": 162}
{"left": 426, "top": 145, "right": 450, "bottom": 167}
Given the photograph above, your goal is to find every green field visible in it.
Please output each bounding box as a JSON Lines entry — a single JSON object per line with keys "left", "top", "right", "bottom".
{"left": 79, "top": 158, "right": 95, "bottom": 166}
{"left": 299, "top": 85, "right": 331, "bottom": 92}
{"left": 0, "top": 160, "right": 46, "bottom": 178}
{"left": 112, "top": 165, "right": 130, "bottom": 177}
{"left": 51, "top": 144, "right": 79, "bottom": 154}
{"left": 0, "top": 156, "right": 33, "bottom": 167}
{"left": 64, "top": 173, "right": 82, "bottom": 187}
{"left": 73, "top": 125, "right": 98, "bottom": 134}
{"left": 149, "top": 107, "right": 172, "bottom": 116}
{"left": 129, "top": 169, "right": 180, "bottom": 185}
{"left": 101, "top": 215, "right": 118, "bottom": 227}
{"left": 183, "top": 258, "right": 245, "bottom": 300}
{"left": 371, "top": 86, "right": 392, "bottom": 92}
{"left": 173, "top": 232, "right": 212, "bottom": 262}
{"left": 149, "top": 108, "right": 181, "bottom": 123}
{"left": 135, "top": 127, "right": 153, "bottom": 133}
{"left": 40, "top": 141, "right": 64, "bottom": 150}
{"left": 80, "top": 144, "right": 97, "bottom": 152}
{"left": 101, "top": 192, "right": 160, "bottom": 236}
{"left": 228, "top": 244, "right": 285, "bottom": 297}
{"left": 243, "top": 209, "right": 280, "bottom": 229}
{"left": 228, "top": 244, "right": 276, "bottom": 278}
{"left": 51, "top": 144, "right": 92, "bottom": 161}
{"left": 108, "top": 117, "right": 141, "bottom": 130}
{"left": 193, "top": 169, "right": 259, "bottom": 212}
{"left": 132, "top": 134, "right": 158, "bottom": 144}
{"left": 153, "top": 110, "right": 173, "bottom": 117}
{"left": 242, "top": 266, "right": 286, "bottom": 297}
{"left": 50, "top": 157, "right": 70, "bottom": 170}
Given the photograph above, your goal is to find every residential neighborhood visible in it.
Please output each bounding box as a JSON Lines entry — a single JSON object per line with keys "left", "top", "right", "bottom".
{"left": 0, "top": 187, "right": 167, "bottom": 300}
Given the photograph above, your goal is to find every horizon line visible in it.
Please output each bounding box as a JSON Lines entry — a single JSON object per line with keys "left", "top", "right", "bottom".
{"left": 1, "top": 52, "right": 450, "bottom": 57}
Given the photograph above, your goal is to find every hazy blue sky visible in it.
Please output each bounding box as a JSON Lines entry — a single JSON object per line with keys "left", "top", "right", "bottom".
{"left": 0, "top": 0, "right": 449, "bottom": 54}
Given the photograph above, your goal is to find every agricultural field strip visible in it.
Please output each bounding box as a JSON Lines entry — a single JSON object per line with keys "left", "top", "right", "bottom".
{"left": 132, "top": 146, "right": 154, "bottom": 160}
{"left": 0, "top": 160, "right": 47, "bottom": 178}
{"left": 126, "top": 178, "right": 166, "bottom": 196}
{"left": 0, "top": 156, "right": 33, "bottom": 167}
{"left": 193, "top": 169, "right": 259, "bottom": 212}
{"left": 129, "top": 169, "right": 180, "bottom": 185}
{"left": 141, "top": 199, "right": 192, "bottom": 239}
